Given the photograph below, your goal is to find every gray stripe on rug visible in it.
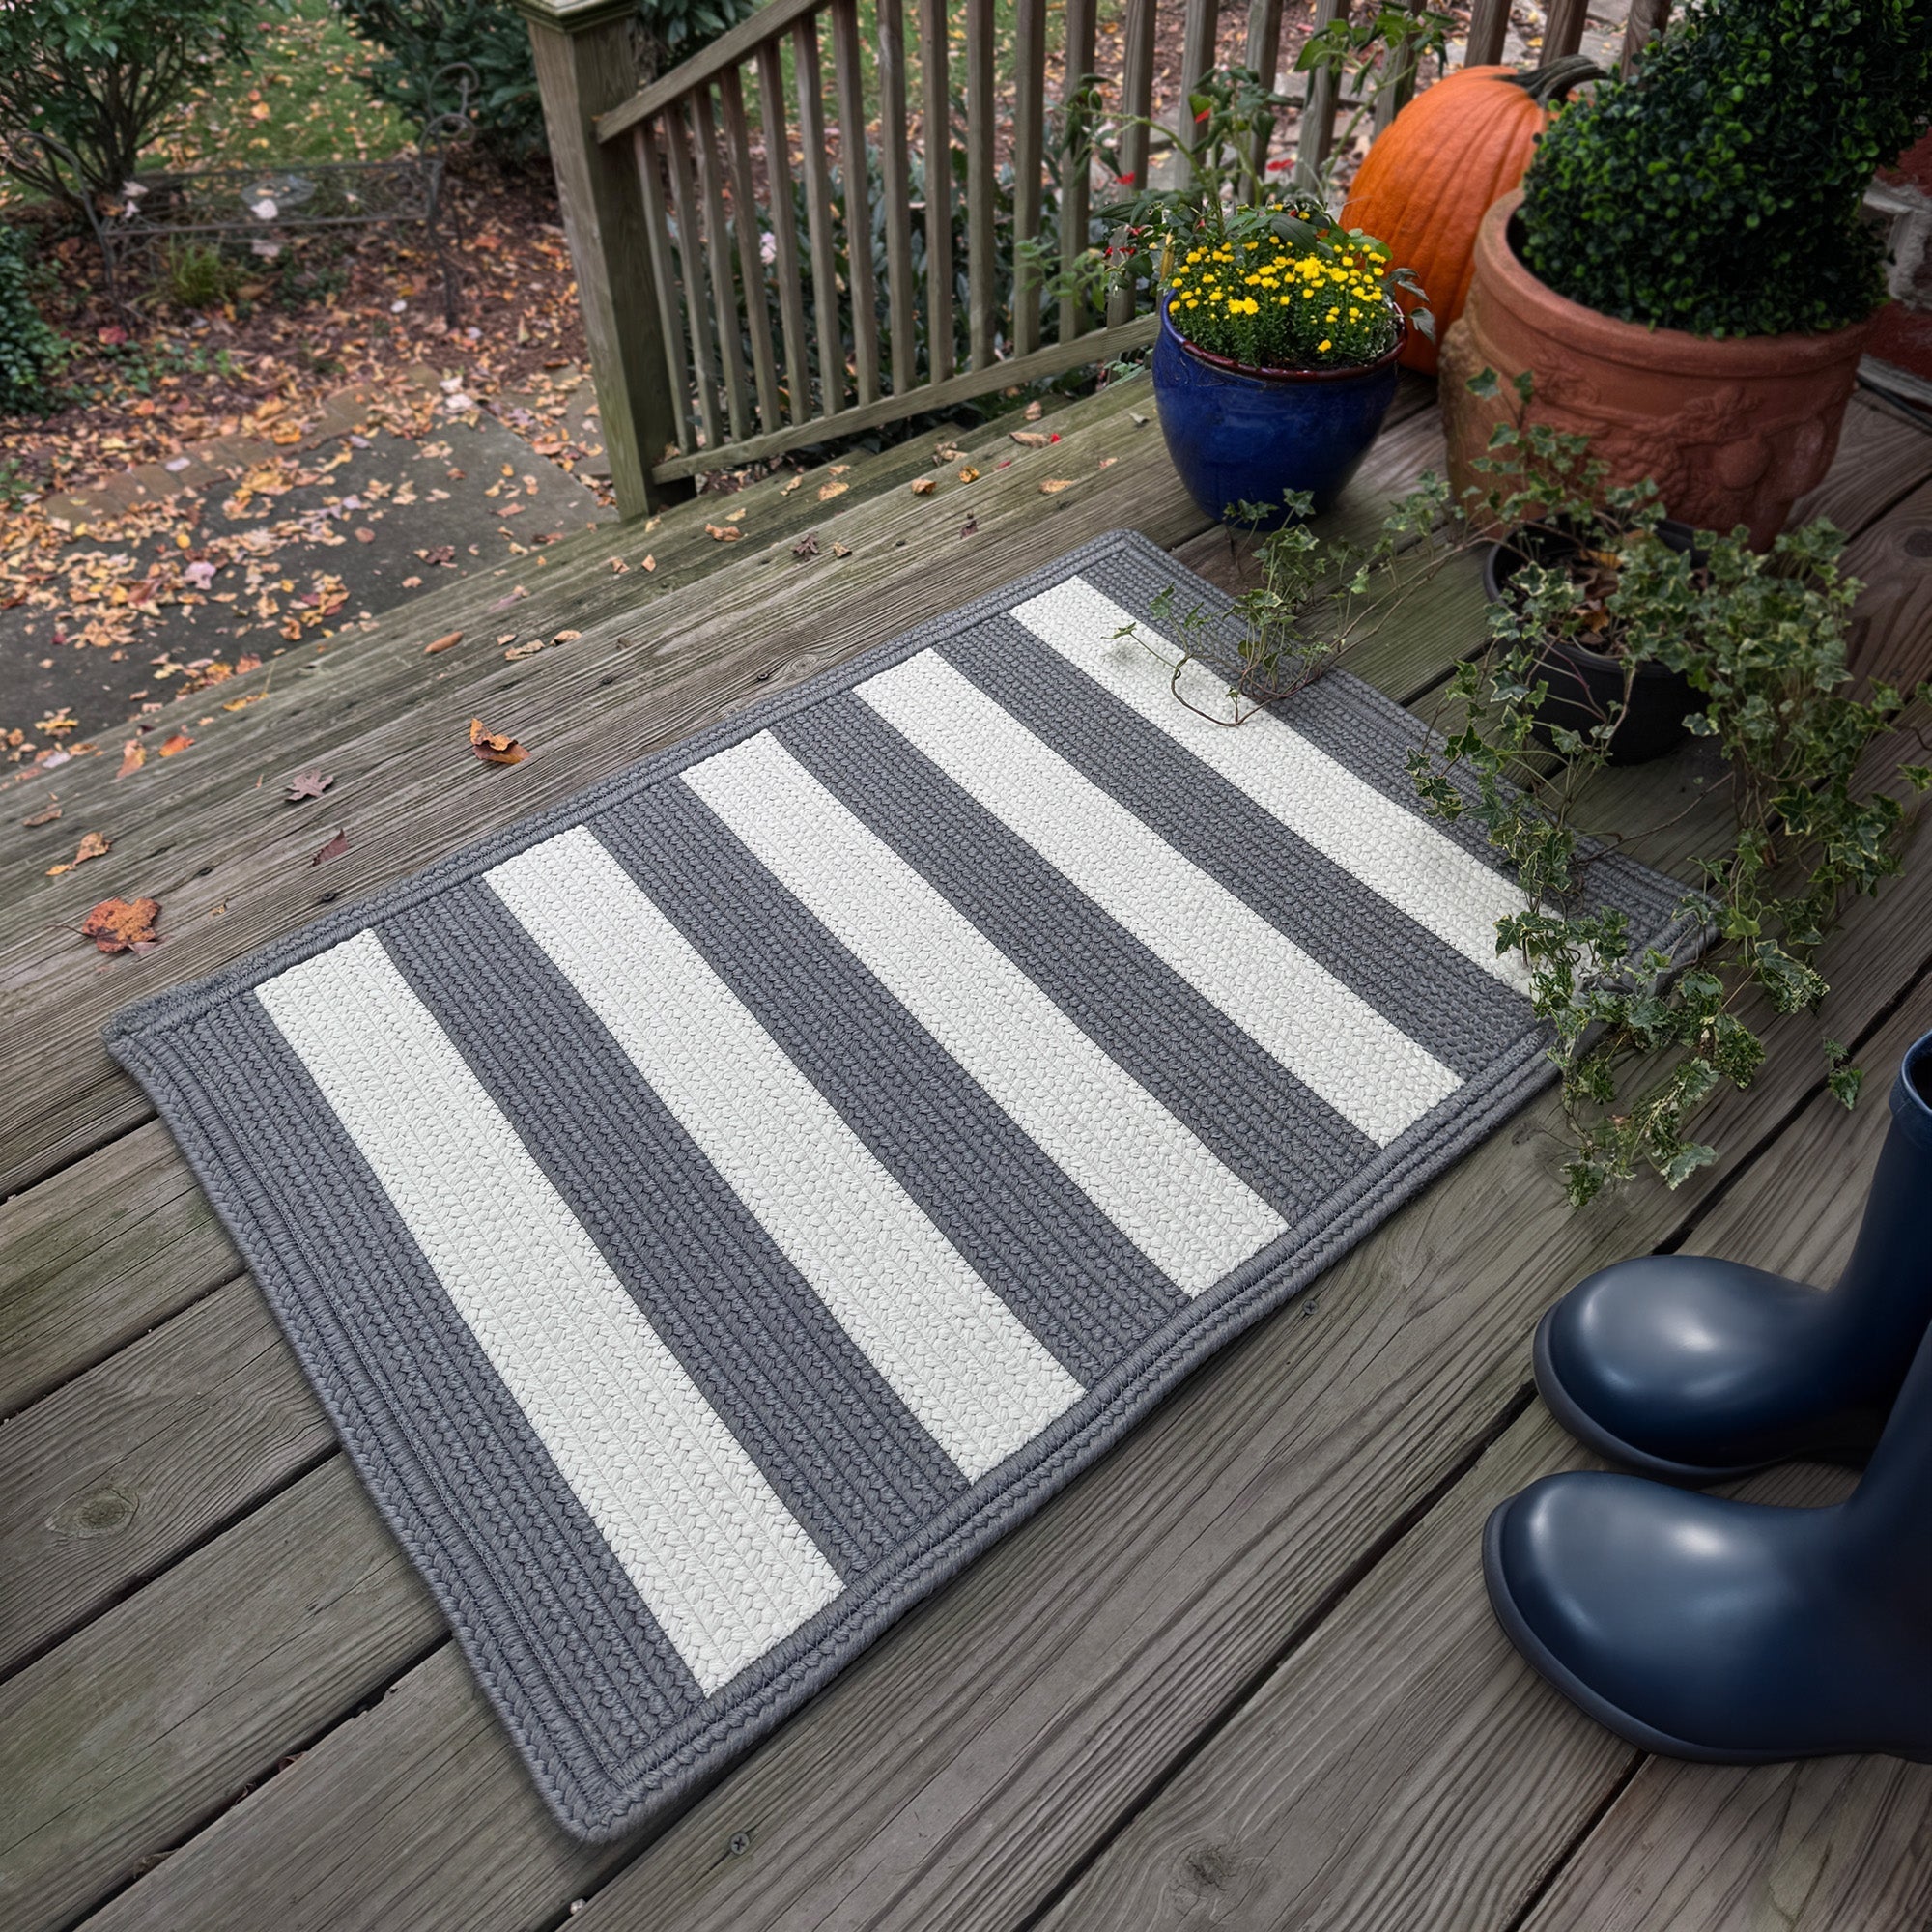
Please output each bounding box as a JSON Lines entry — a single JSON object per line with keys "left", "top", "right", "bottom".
{"left": 130, "top": 994, "right": 704, "bottom": 1798}
{"left": 941, "top": 611, "right": 1525, "bottom": 1079}
{"left": 777, "top": 692, "right": 1378, "bottom": 1222}
{"left": 592, "top": 779, "right": 1191, "bottom": 1385}
{"left": 380, "top": 880, "right": 968, "bottom": 1579}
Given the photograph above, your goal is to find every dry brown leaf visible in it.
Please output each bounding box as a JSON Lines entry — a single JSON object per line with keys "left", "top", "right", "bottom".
{"left": 157, "top": 732, "right": 193, "bottom": 757}
{"left": 641, "top": 554, "right": 657, "bottom": 572}
{"left": 424, "top": 630, "right": 463, "bottom": 655}
{"left": 959, "top": 515, "right": 979, "bottom": 537}
{"left": 831, "top": 542, "right": 852, "bottom": 558}
{"left": 1097, "top": 455, "right": 1118, "bottom": 469}
{"left": 553, "top": 629, "right": 582, "bottom": 643}
{"left": 781, "top": 473, "right": 805, "bottom": 495}
{"left": 47, "top": 830, "right": 110, "bottom": 876}
{"left": 608, "top": 557, "right": 629, "bottom": 574}
{"left": 1024, "top": 398, "right": 1045, "bottom": 420}
{"left": 909, "top": 477, "right": 937, "bottom": 496}
{"left": 221, "top": 692, "right": 265, "bottom": 712}
{"left": 115, "top": 739, "right": 145, "bottom": 781}
{"left": 816, "top": 481, "right": 848, "bottom": 503}
{"left": 81, "top": 896, "right": 160, "bottom": 953}
{"left": 956, "top": 466, "right": 980, "bottom": 484}
{"left": 23, "top": 800, "right": 61, "bottom": 827}
{"left": 1009, "top": 430, "right": 1051, "bottom": 448}
{"left": 705, "top": 523, "right": 744, "bottom": 542}
{"left": 792, "top": 533, "right": 820, "bottom": 559}
{"left": 285, "top": 769, "right": 334, "bottom": 801}
{"left": 1039, "top": 478, "right": 1074, "bottom": 494}
{"left": 469, "top": 718, "right": 528, "bottom": 765}
{"left": 933, "top": 441, "right": 963, "bottom": 464}
{"left": 310, "top": 828, "right": 349, "bottom": 867}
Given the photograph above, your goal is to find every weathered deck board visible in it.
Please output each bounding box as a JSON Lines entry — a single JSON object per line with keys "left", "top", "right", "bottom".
{"left": 0, "top": 1276, "right": 328, "bottom": 1676}
{"left": 1031, "top": 986, "right": 1931, "bottom": 1932}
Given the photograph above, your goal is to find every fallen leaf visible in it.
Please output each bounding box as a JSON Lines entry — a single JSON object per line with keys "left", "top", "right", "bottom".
{"left": 157, "top": 733, "right": 193, "bottom": 757}
{"left": 1097, "top": 455, "right": 1117, "bottom": 469}
{"left": 1009, "top": 430, "right": 1051, "bottom": 447}
{"left": 960, "top": 515, "right": 979, "bottom": 537}
{"left": 47, "top": 830, "right": 111, "bottom": 875}
{"left": 831, "top": 542, "right": 852, "bottom": 558}
{"left": 221, "top": 692, "right": 266, "bottom": 712}
{"left": 285, "top": 769, "right": 334, "bottom": 801}
{"left": 933, "top": 441, "right": 963, "bottom": 464}
{"left": 1024, "top": 398, "right": 1044, "bottom": 420}
{"left": 81, "top": 897, "right": 160, "bottom": 953}
{"left": 781, "top": 473, "right": 805, "bottom": 495}
{"left": 641, "top": 554, "right": 657, "bottom": 572}
{"left": 957, "top": 466, "right": 980, "bottom": 484}
{"left": 608, "top": 557, "right": 629, "bottom": 574}
{"left": 469, "top": 718, "right": 528, "bottom": 765}
{"left": 1040, "top": 478, "right": 1074, "bottom": 494}
{"left": 1129, "top": 412, "right": 1150, "bottom": 426}
{"left": 23, "top": 800, "right": 61, "bottom": 827}
{"left": 816, "top": 480, "right": 848, "bottom": 503}
{"left": 909, "top": 477, "right": 937, "bottom": 496}
{"left": 724, "top": 506, "right": 747, "bottom": 523}
{"left": 490, "top": 586, "right": 529, "bottom": 611}
{"left": 705, "top": 523, "right": 744, "bottom": 542}
{"left": 115, "top": 740, "right": 145, "bottom": 781}
{"left": 402, "top": 575, "right": 424, "bottom": 589}
{"left": 424, "top": 630, "right": 463, "bottom": 655}
{"left": 355, "top": 527, "right": 375, "bottom": 543}
{"left": 553, "top": 629, "right": 582, "bottom": 643}
{"left": 310, "top": 828, "right": 349, "bottom": 867}
{"left": 792, "top": 533, "right": 820, "bottom": 558}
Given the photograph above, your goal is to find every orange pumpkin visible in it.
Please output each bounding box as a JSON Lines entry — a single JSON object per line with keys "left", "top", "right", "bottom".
{"left": 1342, "top": 57, "right": 1604, "bottom": 376}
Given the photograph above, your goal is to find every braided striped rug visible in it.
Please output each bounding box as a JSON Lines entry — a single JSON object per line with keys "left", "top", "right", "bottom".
{"left": 110, "top": 530, "right": 1689, "bottom": 1841}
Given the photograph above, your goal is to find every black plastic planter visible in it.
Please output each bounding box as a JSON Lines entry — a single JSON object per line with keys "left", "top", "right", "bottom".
{"left": 1482, "top": 523, "right": 1703, "bottom": 767}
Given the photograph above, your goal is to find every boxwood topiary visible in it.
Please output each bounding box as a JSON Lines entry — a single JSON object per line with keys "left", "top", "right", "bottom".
{"left": 1519, "top": 0, "right": 1932, "bottom": 339}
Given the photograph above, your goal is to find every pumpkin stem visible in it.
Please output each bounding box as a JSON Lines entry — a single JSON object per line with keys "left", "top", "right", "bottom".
{"left": 1506, "top": 55, "right": 1609, "bottom": 106}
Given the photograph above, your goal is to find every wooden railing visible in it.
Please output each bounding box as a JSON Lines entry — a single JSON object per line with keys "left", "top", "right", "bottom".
{"left": 517, "top": 0, "right": 1667, "bottom": 520}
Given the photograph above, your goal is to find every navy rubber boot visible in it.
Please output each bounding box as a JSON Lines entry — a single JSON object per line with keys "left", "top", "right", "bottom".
{"left": 1483, "top": 1317, "right": 1932, "bottom": 1764}
{"left": 1533, "top": 1026, "right": 1932, "bottom": 1482}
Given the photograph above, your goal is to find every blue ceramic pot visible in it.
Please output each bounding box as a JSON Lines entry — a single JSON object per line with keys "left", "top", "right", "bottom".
{"left": 1151, "top": 297, "right": 1404, "bottom": 529}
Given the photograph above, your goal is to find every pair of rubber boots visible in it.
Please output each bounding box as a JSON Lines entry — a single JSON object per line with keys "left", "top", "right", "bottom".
{"left": 1484, "top": 1026, "right": 1932, "bottom": 1764}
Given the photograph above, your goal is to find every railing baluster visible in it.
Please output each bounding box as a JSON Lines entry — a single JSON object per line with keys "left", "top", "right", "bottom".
{"left": 1293, "top": 0, "right": 1349, "bottom": 190}
{"left": 1059, "top": 0, "right": 1096, "bottom": 344}
{"left": 1108, "top": 0, "right": 1156, "bottom": 327}
{"left": 919, "top": 0, "right": 955, "bottom": 384}
{"left": 719, "top": 67, "right": 782, "bottom": 435}
{"left": 1244, "top": 0, "right": 1286, "bottom": 188}
{"left": 663, "top": 100, "right": 722, "bottom": 452}
{"left": 830, "top": 0, "right": 882, "bottom": 406}
{"left": 1544, "top": 0, "right": 1590, "bottom": 59}
{"left": 694, "top": 87, "right": 753, "bottom": 441}
{"left": 753, "top": 42, "right": 813, "bottom": 427}
{"left": 1463, "top": 0, "right": 1510, "bottom": 66}
{"left": 1181, "top": 0, "right": 1219, "bottom": 101}
{"left": 1621, "top": 0, "right": 1673, "bottom": 71}
{"left": 965, "top": 0, "right": 996, "bottom": 369}
{"left": 792, "top": 16, "right": 846, "bottom": 415}
{"left": 874, "top": 0, "right": 918, "bottom": 394}
{"left": 1011, "top": 0, "right": 1047, "bottom": 357}
{"left": 1375, "top": 0, "right": 1425, "bottom": 133}
{"left": 634, "top": 122, "right": 695, "bottom": 455}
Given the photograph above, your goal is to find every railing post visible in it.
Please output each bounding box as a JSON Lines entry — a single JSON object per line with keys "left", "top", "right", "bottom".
{"left": 515, "top": 0, "right": 685, "bottom": 519}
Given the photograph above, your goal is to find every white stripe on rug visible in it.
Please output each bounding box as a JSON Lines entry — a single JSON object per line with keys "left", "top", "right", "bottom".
{"left": 684, "top": 730, "right": 1288, "bottom": 1295}
{"left": 256, "top": 928, "right": 842, "bottom": 1694}
{"left": 488, "top": 827, "right": 1083, "bottom": 1480}
{"left": 858, "top": 651, "right": 1461, "bottom": 1148}
{"left": 1011, "top": 576, "right": 1533, "bottom": 994}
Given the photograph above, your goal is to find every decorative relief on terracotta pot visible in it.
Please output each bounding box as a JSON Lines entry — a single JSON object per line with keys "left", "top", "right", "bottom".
{"left": 1440, "top": 192, "right": 1875, "bottom": 548}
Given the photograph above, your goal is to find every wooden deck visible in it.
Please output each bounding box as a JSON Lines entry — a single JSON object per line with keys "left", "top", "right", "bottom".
{"left": 3, "top": 375, "right": 1930, "bottom": 1932}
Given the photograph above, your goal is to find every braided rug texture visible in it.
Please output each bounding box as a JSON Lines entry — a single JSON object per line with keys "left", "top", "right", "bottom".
{"left": 108, "top": 529, "right": 1694, "bottom": 1841}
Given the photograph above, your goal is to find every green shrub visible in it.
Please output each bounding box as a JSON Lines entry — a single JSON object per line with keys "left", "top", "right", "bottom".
{"left": 336, "top": 0, "right": 755, "bottom": 163}
{"left": 0, "top": 0, "right": 263, "bottom": 206}
{"left": 1520, "top": 0, "right": 1932, "bottom": 338}
{"left": 0, "top": 226, "right": 65, "bottom": 414}
{"left": 165, "top": 240, "right": 243, "bottom": 309}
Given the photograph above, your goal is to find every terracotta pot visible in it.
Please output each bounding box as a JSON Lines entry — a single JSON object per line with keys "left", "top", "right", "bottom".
{"left": 1441, "top": 190, "right": 1875, "bottom": 549}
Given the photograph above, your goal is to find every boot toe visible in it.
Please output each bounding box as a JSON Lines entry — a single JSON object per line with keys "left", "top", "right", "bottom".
{"left": 1537, "top": 1256, "right": 1845, "bottom": 1478}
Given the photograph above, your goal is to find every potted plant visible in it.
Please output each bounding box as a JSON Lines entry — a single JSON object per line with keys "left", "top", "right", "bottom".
{"left": 1440, "top": 0, "right": 1932, "bottom": 546}
{"left": 1058, "top": 68, "right": 1435, "bottom": 527}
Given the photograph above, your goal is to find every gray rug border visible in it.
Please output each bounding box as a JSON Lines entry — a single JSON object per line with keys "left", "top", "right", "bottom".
{"left": 106, "top": 526, "right": 1705, "bottom": 1842}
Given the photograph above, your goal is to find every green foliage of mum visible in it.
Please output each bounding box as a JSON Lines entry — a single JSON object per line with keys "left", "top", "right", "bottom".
{"left": 1520, "top": 0, "right": 1932, "bottom": 338}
